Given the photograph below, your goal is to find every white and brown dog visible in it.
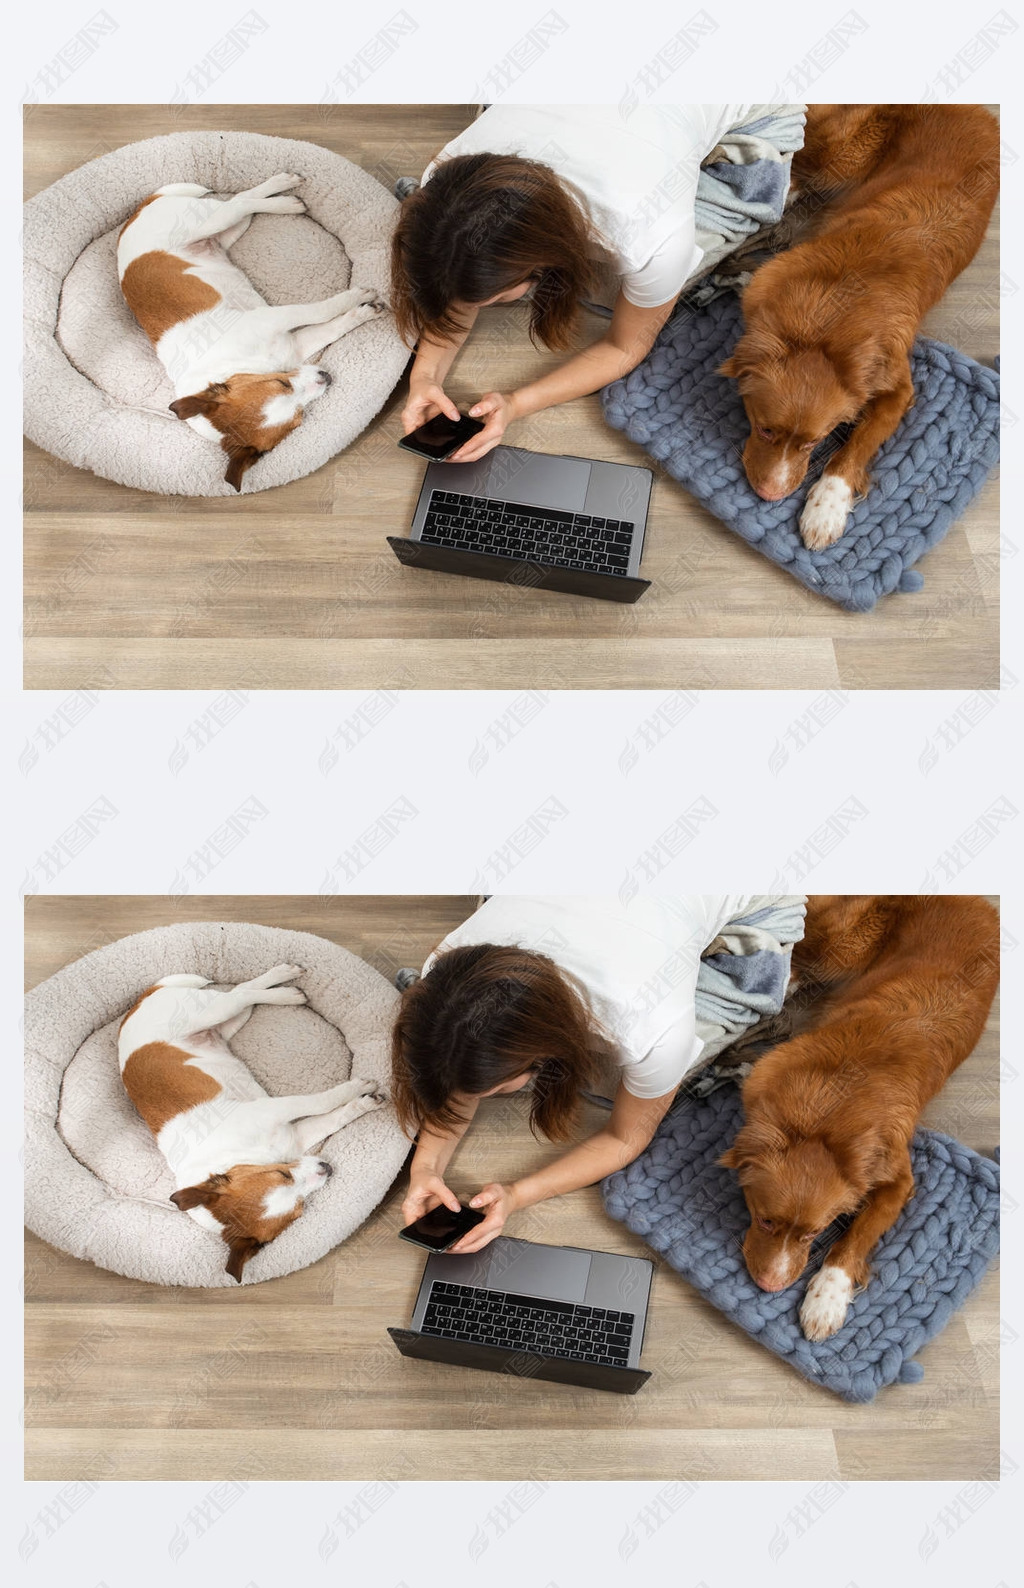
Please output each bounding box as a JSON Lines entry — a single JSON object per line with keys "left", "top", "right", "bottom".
{"left": 118, "top": 965, "right": 383, "bottom": 1280}
{"left": 117, "top": 174, "right": 383, "bottom": 489}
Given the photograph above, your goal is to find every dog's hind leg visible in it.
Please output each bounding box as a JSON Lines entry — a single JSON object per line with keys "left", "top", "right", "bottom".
{"left": 216, "top": 214, "right": 254, "bottom": 250}
{"left": 213, "top": 1005, "right": 256, "bottom": 1041}
{"left": 176, "top": 971, "right": 307, "bottom": 1039}
{"left": 154, "top": 176, "right": 306, "bottom": 249}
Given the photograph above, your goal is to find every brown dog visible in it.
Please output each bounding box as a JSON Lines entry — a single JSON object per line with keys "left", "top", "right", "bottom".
{"left": 721, "top": 895, "right": 999, "bottom": 1340}
{"left": 719, "top": 105, "right": 999, "bottom": 548}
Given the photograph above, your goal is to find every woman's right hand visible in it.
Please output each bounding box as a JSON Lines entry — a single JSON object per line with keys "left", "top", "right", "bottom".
{"left": 401, "top": 380, "right": 461, "bottom": 436}
{"left": 401, "top": 1171, "right": 461, "bottom": 1228}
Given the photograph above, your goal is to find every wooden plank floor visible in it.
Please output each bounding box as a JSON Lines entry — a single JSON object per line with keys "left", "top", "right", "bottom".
{"left": 23, "top": 105, "right": 1000, "bottom": 691}
{"left": 24, "top": 895, "right": 1000, "bottom": 1481}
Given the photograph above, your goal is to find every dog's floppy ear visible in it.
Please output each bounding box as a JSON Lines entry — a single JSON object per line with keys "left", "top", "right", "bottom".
{"left": 718, "top": 327, "right": 790, "bottom": 386}
{"left": 719, "top": 1119, "right": 788, "bottom": 1181}
{"left": 718, "top": 1131, "right": 761, "bottom": 1182}
{"left": 225, "top": 1235, "right": 264, "bottom": 1282}
{"left": 168, "top": 388, "right": 220, "bottom": 421}
{"left": 833, "top": 337, "right": 902, "bottom": 404}
{"left": 832, "top": 1127, "right": 900, "bottom": 1196}
{"left": 170, "top": 1177, "right": 221, "bottom": 1211}
{"left": 223, "top": 445, "right": 263, "bottom": 492}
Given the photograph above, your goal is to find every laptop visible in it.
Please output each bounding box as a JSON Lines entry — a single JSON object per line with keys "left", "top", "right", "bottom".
{"left": 387, "top": 445, "right": 653, "bottom": 603}
{"left": 388, "top": 1235, "right": 654, "bottom": 1394}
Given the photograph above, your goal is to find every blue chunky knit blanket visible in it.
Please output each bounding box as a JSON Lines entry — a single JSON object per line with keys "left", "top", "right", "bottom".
{"left": 602, "top": 291, "right": 1000, "bottom": 612}
{"left": 602, "top": 1084, "right": 999, "bottom": 1402}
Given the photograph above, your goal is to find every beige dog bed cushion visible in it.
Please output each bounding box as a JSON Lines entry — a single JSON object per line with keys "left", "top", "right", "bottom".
{"left": 24, "top": 131, "right": 410, "bottom": 496}
{"left": 25, "top": 923, "right": 410, "bottom": 1287}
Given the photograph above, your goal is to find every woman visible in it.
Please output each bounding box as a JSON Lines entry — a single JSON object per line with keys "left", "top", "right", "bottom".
{"left": 390, "top": 105, "right": 759, "bottom": 463}
{"left": 393, "top": 894, "right": 756, "bottom": 1252}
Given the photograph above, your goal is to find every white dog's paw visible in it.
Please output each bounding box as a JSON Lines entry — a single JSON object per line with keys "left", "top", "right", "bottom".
{"left": 260, "top": 172, "right": 303, "bottom": 195}
{"left": 263, "top": 984, "right": 307, "bottom": 1009}
{"left": 346, "top": 1076, "right": 385, "bottom": 1102}
{"left": 799, "top": 1264, "right": 854, "bottom": 1341}
{"left": 353, "top": 1092, "right": 383, "bottom": 1117}
{"left": 345, "top": 1092, "right": 385, "bottom": 1124}
{"left": 799, "top": 475, "right": 854, "bottom": 550}
{"left": 260, "top": 194, "right": 306, "bottom": 215}
{"left": 353, "top": 285, "right": 387, "bottom": 310}
{"left": 262, "top": 963, "right": 305, "bottom": 985}
{"left": 345, "top": 304, "right": 382, "bottom": 331}
{"left": 265, "top": 986, "right": 308, "bottom": 1006}
{"left": 323, "top": 288, "right": 374, "bottom": 315}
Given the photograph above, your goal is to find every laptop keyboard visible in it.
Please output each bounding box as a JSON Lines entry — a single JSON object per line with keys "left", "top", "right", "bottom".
{"left": 420, "top": 1281, "right": 635, "bottom": 1366}
{"left": 420, "top": 491, "right": 635, "bottom": 575}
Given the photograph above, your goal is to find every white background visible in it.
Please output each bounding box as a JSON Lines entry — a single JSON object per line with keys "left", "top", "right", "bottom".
{"left": 6, "top": 1, "right": 1023, "bottom": 1582}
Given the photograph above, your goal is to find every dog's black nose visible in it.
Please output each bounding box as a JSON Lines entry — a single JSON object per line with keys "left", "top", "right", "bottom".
{"left": 319, "top": 370, "right": 333, "bottom": 388}
{"left": 321, "top": 1160, "right": 334, "bottom": 1178}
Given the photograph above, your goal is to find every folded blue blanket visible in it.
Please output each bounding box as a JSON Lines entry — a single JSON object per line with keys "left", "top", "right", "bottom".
{"left": 694, "top": 895, "right": 805, "bottom": 1061}
{"left": 695, "top": 107, "right": 807, "bottom": 242}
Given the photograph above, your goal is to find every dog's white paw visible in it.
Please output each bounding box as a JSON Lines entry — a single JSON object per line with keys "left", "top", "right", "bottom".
{"left": 266, "top": 986, "right": 308, "bottom": 1006}
{"left": 349, "top": 1093, "right": 383, "bottom": 1120}
{"left": 261, "top": 194, "right": 306, "bottom": 215}
{"left": 348, "top": 1076, "right": 385, "bottom": 1102}
{"left": 353, "top": 285, "right": 387, "bottom": 310}
{"left": 263, "top": 963, "right": 304, "bottom": 985}
{"left": 347, "top": 304, "right": 382, "bottom": 330}
{"left": 261, "top": 172, "right": 303, "bottom": 194}
{"left": 799, "top": 1264, "right": 854, "bottom": 1341}
{"left": 799, "top": 475, "right": 854, "bottom": 550}
{"left": 324, "top": 288, "right": 374, "bottom": 315}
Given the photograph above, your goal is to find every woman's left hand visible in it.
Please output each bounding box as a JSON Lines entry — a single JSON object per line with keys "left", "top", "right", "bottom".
{"left": 448, "top": 1181, "right": 519, "bottom": 1252}
{"left": 449, "top": 392, "right": 516, "bottom": 463}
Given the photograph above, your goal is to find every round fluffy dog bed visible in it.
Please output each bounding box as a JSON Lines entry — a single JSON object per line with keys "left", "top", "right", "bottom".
{"left": 25, "top": 923, "right": 410, "bottom": 1286}
{"left": 23, "top": 131, "right": 410, "bottom": 495}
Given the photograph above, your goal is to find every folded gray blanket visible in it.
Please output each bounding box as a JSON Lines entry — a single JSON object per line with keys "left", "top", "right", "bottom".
{"left": 695, "top": 105, "right": 807, "bottom": 253}
{"left": 694, "top": 894, "right": 807, "bottom": 1060}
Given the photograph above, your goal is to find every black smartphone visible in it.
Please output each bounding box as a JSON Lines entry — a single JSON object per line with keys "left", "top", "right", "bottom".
{"left": 398, "top": 1203, "right": 486, "bottom": 1252}
{"left": 396, "top": 412, "right": 485, "bottom": 461}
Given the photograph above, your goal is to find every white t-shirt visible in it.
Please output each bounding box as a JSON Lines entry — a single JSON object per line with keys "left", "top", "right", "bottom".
{"left": 422, "top": 895, "right": 756, "bottom": 1099}
{"left": 422, "top": 104, "right": 753, "bottom": 308}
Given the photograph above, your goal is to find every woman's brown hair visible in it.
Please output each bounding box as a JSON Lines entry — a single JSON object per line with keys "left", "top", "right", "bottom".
{"left": 391, "top": 943, "right": 603, "bottom": 1142}
{"left": 390, "top": 153, "right": 600, "bottom": 351}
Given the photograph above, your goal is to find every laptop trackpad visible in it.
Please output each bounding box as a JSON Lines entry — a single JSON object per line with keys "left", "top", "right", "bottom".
{"left": 480, "top": 448, "right": 591, "bottom": 513}
{"left": 486, "top": 1241, "right": 592, "bottom": 1304}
